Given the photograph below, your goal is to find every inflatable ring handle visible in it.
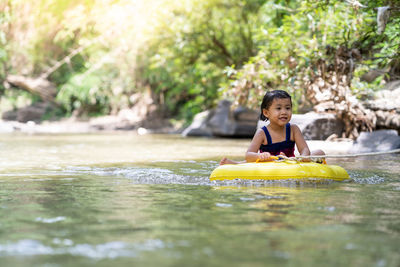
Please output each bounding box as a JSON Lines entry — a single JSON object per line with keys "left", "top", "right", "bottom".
{"left": 256, "top": 156, "right": 280, "bottom": 163}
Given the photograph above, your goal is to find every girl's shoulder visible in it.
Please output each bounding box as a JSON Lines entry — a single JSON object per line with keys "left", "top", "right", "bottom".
{"left": 289, "top": 123, "right": 303, "bottom": 140}
{"left": 254, "top": 127, "right": 267, "bottom": 139}
{"left": 289, "top": 123, "right": 301, "bottom": 132}
{"left": 255, "top": 127, "right": 266, "bottom": 135}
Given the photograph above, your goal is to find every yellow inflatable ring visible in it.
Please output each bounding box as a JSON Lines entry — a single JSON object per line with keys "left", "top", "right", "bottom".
{"left": 210, "top": 161, "right": 349, "bottom": 181}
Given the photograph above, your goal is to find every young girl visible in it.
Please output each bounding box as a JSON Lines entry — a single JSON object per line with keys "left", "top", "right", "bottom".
{"left": 220, "top": 90, "right": 325, "bottom": 165}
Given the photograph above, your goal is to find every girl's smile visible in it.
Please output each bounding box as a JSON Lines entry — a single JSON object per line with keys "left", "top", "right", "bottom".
{"left": 263, "top": 98, "right": 292, "bottom": 126}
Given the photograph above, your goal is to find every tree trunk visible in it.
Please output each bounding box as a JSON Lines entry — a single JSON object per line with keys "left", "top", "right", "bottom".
{"left": 5, "top": 75, "right": 57, "bottom": 102}
{"left": 305, "top": 46, "right": 376, "bottom": 139}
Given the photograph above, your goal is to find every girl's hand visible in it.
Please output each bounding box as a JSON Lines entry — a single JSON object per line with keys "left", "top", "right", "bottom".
{"left": 258, "top": 152, "right": 271, "bottom": 162}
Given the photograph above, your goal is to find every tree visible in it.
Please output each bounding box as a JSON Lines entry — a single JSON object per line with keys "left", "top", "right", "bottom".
{"left": 222, "top": 0, "right": 400, "bottom": 138}
{"left": 136, "top": 0, "right": 268, "bottom": 121}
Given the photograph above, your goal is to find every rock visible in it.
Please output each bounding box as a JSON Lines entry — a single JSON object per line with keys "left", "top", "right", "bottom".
{"left": 182, "top": 100, "right": 258, "bottom": 138}
{"left": 233, "top": 106, "right": 259, "bottom": 121}
{"left": 181, "top": 110, "right": 214, "bottom": 137}
{"left": 231, "top": 120, "right": 257, "bottom": 137}
{"left": 184, "top": 105, "right": 345, "bottom": 139}
{"left": 290, "top": 112, "right": 344, "bottom": 140}
{"left": 2, "top": 102, "right": 51, "bottom": 123}
{"left": 17, "top": 106, "right": 46, "bottom": 123}
{"left": 375, "top": 110, "right": 400, "bottom": 129}
{"left": 365, "top": 87, "right": 400, "bottom": 112}
{"left": 362, "top": 85, "right": 400, "bottom": 131}
{"left": 351, "top": 130, "right": 400, "bottom": 153}
{"left": 207, "top": 100, "right": 236, "bottom": 136}
{"left": 230, "top": 106, "right": 258, "bottom": 137}
{"left": 1, "top": 110, "right": 18, "bottom": 121}
{"left": 384, "top": 80, "right": 400, "bottom": 91}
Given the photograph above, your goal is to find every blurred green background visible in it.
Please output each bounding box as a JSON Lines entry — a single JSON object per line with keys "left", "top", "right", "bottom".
{"left": 1, "top": 0, "right": 399, "bottom": 125}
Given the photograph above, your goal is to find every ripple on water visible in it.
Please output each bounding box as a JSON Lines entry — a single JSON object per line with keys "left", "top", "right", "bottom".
{"left": 61, "top": 164, "right": 212, "bottom": 185}
{"left": 0, "top": 239, "right": 171, "bottom": 259}
{"left": 349, "top": 171, "right": 387, "bottom": 184}
{"left": 35, "top": 217, "right": 66, "bottom": 223}
{"left": 57, "top": 163, "right": 352, "bottom": 187}
{"left": 17, "top": 160, "right": 392, "bottom": 187}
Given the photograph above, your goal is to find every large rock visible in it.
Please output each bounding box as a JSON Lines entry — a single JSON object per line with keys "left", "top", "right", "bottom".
{"left": 365, "top": 87, "right": 400, "bottom": 112}
{"left": 207, "top": 100, "right": 236, "bottom": 136}
{"left": 384, "top": 80, "right": 400, "bottom": 91}
{"left": 351, "top": 130, "right": 400, "bottom": 153}
{"left": 181, "top": 110, "right": 214, "bottom": 137}
{"left": 290, "top": 112, "right": 344, "bottom": 140}
{"left": 208, "top": 101, "right": 258, "bottom": 137}
{"left": 182, "top": 100, "right": 258, "bottom": 138}
{"left": 183, "top": 104, "right": 345, "bottom": 139}
{"left": 363, "top": 85, "right": 400, "bottom": 131}
{"left": 2, "top": 102, "right": 50, "bottom": 123}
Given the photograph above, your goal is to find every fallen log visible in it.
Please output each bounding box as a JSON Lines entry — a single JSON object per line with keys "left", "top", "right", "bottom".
{"left": 5, "top": 74, "right": 57, "bottom": 102}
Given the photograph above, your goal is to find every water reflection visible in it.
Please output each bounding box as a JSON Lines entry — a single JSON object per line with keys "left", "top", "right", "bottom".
{"left": 213, "top": 184, "right": 365, "bottom": 231}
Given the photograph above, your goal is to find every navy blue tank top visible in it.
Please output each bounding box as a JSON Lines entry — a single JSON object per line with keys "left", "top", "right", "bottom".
{"left": 259, "top": 123, "right": 295, "bottom": 157}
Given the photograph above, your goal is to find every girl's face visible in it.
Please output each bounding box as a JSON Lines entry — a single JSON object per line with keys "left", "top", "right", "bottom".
{"left": 263, "top": 98, "right": 292, "bottom": 127}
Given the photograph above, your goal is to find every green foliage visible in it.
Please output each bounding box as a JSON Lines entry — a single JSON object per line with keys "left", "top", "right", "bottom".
{"left": 138, "top": 0, "right": 268, "bottom": 120}
{"left": 30, "top": 0, "right": 99, "bottom": 78}
{"left": 2, "top": 0, "right": 400, "bottom": 122}
{"left": 372, "top": 16, "right": 400, "bottom": 68}
{"left": 222, "top": 0, "right": 400, "bottom": 111}
{"left": 0, "top": 2, "right": 10, "bottom": 95}
{"left": 57, "top": 72, "right": 110, "bottom": 116}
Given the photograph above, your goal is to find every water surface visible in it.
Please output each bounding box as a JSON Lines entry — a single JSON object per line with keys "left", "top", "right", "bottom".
{"left": 0, "top": 133, "right": 399, "bottom": 266}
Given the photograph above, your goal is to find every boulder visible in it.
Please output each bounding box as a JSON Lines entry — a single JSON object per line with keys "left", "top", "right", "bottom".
{"left": 182, "top": 100, "right": 258, "bottom": 138}
{"left": 351, "top": 130, "right": 400, "bottom": 153}
{"left": 181, "top": 110, "right": 214, "bottom": 137}
{"left": 363, "top": 85, "right": 400, "bottom": 131}
{"left": 183, "top": 104, "right": 345, "bottom": 139}
{"left": 2, "top": 102, "right": 50, "bottom": 123}
{"left": 384, "top": 80, "right": 400, "bottom": 91}
{"left": 232, "top": 106, "right": 259, "bottom": 137}
{"left": 290, "top": 112, "right": 344, "bottom": 140}
{"left": 207, "top": 100, "right": 236, "bottom": 136}
{"left": 365, "top": 87, "right": 400, "bottom": 112}
{"left": 1, "top": 110, "right": 18, "bottom": 121}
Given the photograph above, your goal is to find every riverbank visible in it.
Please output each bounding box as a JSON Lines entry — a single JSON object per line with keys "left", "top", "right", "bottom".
{"left": 0, "top": 118, "right": 355, "bottom": 155}
{"left": 0, "top": 116, "right": 177, "bottom": 135}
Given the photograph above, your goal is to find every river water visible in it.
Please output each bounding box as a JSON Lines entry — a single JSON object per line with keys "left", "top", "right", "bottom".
{"left": 0, "top": 133, "right": 399, "bottom": 266}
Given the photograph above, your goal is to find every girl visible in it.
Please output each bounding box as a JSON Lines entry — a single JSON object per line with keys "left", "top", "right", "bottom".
{"left": 220, "top": 90, "right": 324, "bottom": 165}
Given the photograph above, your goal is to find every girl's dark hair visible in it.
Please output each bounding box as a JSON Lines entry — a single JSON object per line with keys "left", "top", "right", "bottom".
{"left": 259, "top": 90, "right": 292, "bottom": 121}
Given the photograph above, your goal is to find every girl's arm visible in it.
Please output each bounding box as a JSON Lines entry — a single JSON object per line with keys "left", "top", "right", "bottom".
{"left": 245, "top": 129, "right": 271, "bottom": 162}
{"left": 292, "top": 124, "right": 310, "bottom": 156}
